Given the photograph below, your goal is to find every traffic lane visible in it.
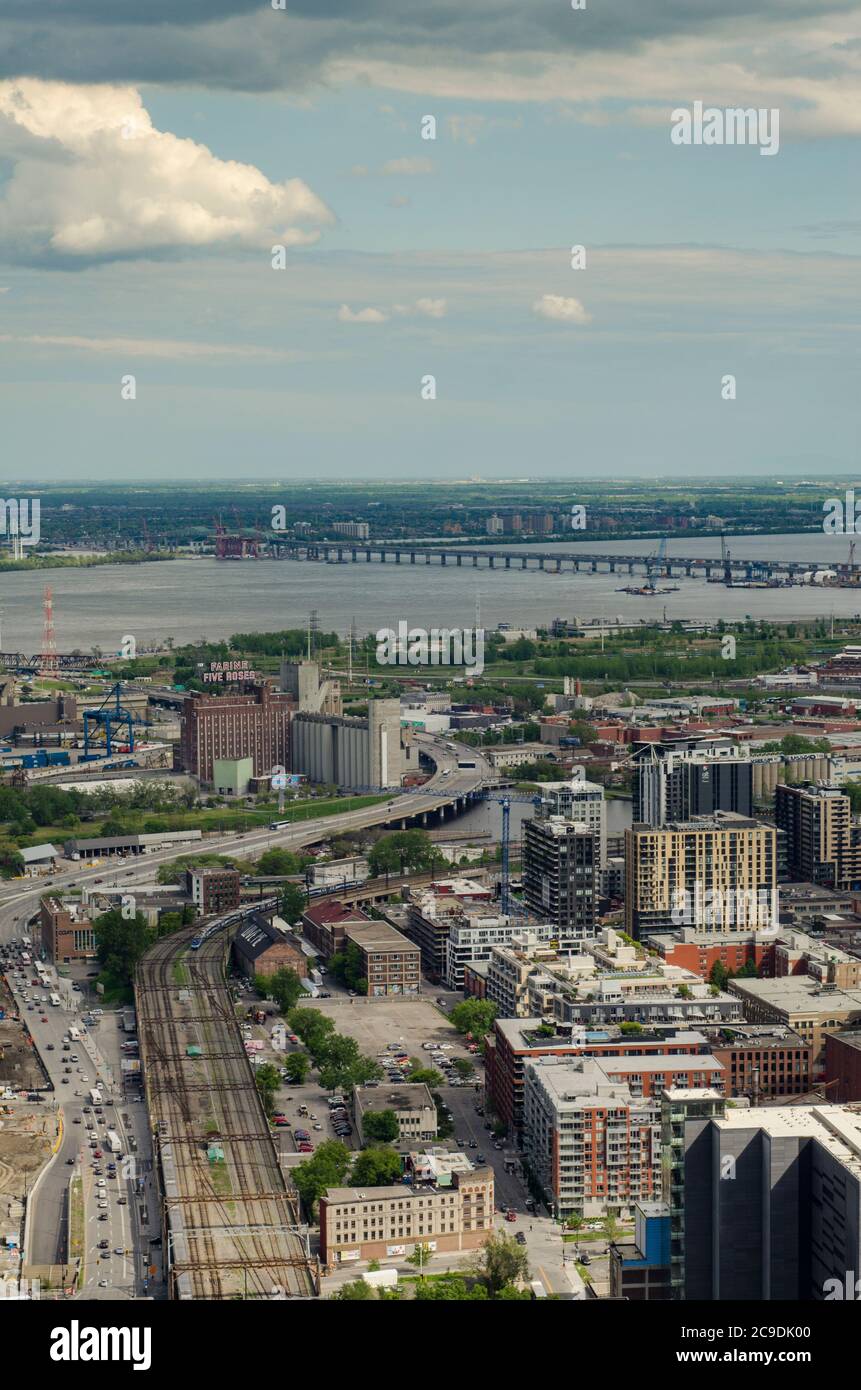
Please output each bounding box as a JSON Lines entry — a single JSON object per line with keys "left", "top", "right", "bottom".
{"left": 441, "top": 1086, "right": 528, "bottom": 1212}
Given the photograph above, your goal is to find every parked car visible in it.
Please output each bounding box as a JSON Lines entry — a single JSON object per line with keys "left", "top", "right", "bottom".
{"left": 515, "top": 1232, "right": 527, "bottom": 1246}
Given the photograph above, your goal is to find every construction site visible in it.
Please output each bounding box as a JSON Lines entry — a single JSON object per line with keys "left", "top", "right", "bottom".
{"left": 136, "top": 912, "right": 319, "bottom": 1301}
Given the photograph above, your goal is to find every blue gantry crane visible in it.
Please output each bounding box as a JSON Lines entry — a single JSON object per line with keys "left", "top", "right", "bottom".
{"left": 83, "top": 682, "right": 136, "bottom": 759}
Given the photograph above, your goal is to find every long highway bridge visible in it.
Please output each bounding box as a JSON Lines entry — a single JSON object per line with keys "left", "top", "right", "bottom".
{"left": 268, "top": 537, "right": 856, "bottom": 584}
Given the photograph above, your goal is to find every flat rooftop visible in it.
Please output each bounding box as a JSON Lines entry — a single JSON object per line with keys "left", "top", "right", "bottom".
{"left": 355, "top": 1084, "right": 434, "bottom": 1113}
{"left": 345, "top": 920, "right": 416, "bottom": 953}
{"left": 716, "top": 1104, "right": 861, "bottom": 1179}
{"left": 729, "top": 975, "right": 861, "bottom": 1015}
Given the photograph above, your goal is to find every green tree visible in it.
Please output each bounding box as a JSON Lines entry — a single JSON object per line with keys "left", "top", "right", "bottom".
{"left": 474, "top": 1230, "right": 529, "bottom": 1295}
{"left": 406, "top": 1242, "right": 434, "bottom": 1279}
{"left": 257, "top": 847, "right": 302, "bottom": 876}
{"left": 448, "top": 998, "right": 498, "bottom": 1038}
{"left": 255, "top": 1062, "right": 281, "bottom": 1117}
{"left": 350, "top": 1147, "right": 402, "bottom": 1186}
{"left": 362, "top": 1109, "right": 399, "bottom": 1144}
{"left": 413, "top": 1276, "right": 488, "bottom": 1301}
{"left": 408, "top": 1065, "right": 444, "bottom": 1088}
{"left": 292, "top": 1140, "right": 352, "bottom": 1215}
{"left": 280, "top": 882, "right": 307, "bottom": 924}
{"left": 259, "top": 966, "right": 303, "bottom": 1014}
{"left": 287, "top": 1007, "right": 337, "bottom": 1060}
{"left": 452, "top": 1057, "right": 474, "bottom": 1080}
{"left": 332, "top": 1279, "right": 375, "bottom": 1301}
{"left": 93, "top": 907, "right": 154, "bottom": 988}
{"left": 0, "top": 842, "right": 25, "bottom": 879}
{"left": 283, "top": 1052, "right": 310, "bottom": 1085}
{"left": 709, "top": 960, "right": 730, "bottom": 991}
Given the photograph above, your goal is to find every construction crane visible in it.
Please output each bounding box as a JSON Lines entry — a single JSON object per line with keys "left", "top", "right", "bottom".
{"left": 645, "top": 537, "right": 668, "bottom": 592}
{"left": 341, "top": 781, "right": 545, "bottom": 914}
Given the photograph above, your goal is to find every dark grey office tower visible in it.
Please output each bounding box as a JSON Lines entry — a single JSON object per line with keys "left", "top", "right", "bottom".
{"left": 634, "top": 747, "right": 752, "bottom": 826}
{"left": 522, "top": 816, "right": 596, "bottom": 945}
{"left": 665, "top": 1091, "right": 861, "bottom": 1301}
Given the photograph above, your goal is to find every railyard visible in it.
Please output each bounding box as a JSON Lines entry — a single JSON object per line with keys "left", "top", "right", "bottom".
{"left": 136, "top": 913, "right": 318, "bottom": 1301}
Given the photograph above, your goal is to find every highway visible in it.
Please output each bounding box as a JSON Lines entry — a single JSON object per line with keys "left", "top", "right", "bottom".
{"left": 0, "top": 734, "right": 491, "bottom": 1293}
{"left": 2, "top": 954, "right": 157, "bottom": 1297}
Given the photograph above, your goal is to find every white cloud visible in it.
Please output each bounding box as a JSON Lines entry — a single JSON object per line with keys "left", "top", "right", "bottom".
{"left": 415, "top": 297, "right": 447, "bottom": 319}
{"left": 0, "top": 333, "right": 298, "bottom": 359}
{"left": 337, "top": 304, "right": 389, "bottom": 324}
{"left": 0, "top": 78, "right": 334, "bottom": 263}
{"left": 380, "top": 156, "right": 434, "bottom": 176}
{"left": 532, "top": 293, "right": 592, "bottom": 325}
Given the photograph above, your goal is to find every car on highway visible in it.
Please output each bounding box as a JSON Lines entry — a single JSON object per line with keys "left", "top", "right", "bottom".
{"left": 477, "top": 1153, "right": 486, "bottom": 1163}
{"left": 117, "top": 1197, "right": 127, "bottom": 1205}
{"left": 40, "top": 1015, "right": 47, "bottom": 1022}
{"left": 65, "top": 1157, "right": 75, "bottom": 1165}
{"left": 94, "top": 1149, "right": 103, "bottom": 1158}
{"left": 98, "top": 1240, "right": 109, "bottom": 1249}
{"left": 46, "top": 1043, "right": 55, "bottom": 1050}
{"left": 98, "top": 1213, "right": 108, "bottom": 1222}
{"left": 100, "top": 1251, "right": 111, "bottom": 1260}
{"left": 113, "top": 1247, "right": 124, "bottom": 1256}
{"left": 97, "top": 1202, "right": 108, "bottom": 1210}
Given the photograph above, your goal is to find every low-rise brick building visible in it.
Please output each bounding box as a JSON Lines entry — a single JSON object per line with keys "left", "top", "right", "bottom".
{"left": 39, "top": 896, "right": 95, "bottom": 964}
{"left": 232, "top": 914, "right": 306, "bottom": 980}
{"left": 319, "top": 1161, "right": 493, "bottom": 1267}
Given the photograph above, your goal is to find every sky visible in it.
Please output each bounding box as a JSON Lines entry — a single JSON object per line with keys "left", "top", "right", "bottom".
{"left": 0, "top": 0, "right": 857, "bottom": 481}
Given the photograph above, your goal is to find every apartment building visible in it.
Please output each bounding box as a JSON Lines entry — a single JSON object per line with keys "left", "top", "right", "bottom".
{"left": 538, "top": 775, "right": 607, "bottom": 867}
{"left": 444, "top": 915, "right": 556, "bottom": 992}
{"left": 727, "top": 974, "right": 861, "bottom": 1074}
{"left": 523, "top": 817, "right": 597, "bottom": 944}
{"left": 775, "top": 782, "right": 861, "bottom": 891}
{"left": 318, "top": 1162, "right": 493, "bottom": 1266}
{"left": 405, "top": 878, "right": 494, "bottom": 983}
{"left": 522, "top": 1057, "right": 664, "bottom": 1218}
{"left": 624, "top": 812, "right": 777, "bottom": 939}
{"left": 667, "top": 1093, "right": 861, "bottom": 1302}
{"left": 485, "top": 1017, "right": 713, "bottom": 1135}
{"left": 633, "top": 745, "right": 753, "bottom": 826}
{"left": 701, "top": 1025, "right": 811, "bottom": 1099}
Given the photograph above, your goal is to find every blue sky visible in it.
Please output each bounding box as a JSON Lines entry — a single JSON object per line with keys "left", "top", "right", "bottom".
{"left": 0, "top": 0, "right": 857, "bottom": 480}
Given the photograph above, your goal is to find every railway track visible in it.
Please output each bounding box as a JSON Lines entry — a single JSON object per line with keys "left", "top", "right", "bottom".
{"left": 136, "top": 915, "right": 318, "bottom": 1300}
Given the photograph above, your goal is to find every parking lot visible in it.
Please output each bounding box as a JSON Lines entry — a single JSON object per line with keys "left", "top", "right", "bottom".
{"left": 306, "top": 996, "right": 476, "bottom": 1068}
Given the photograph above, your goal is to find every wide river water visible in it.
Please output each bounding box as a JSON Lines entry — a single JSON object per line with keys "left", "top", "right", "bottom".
{"left": 1, "top": 532, "right": 858, "bottom": 654}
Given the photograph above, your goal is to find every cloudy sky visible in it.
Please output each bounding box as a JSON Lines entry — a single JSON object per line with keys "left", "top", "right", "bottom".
{"left": 0, "top": 0, "right": 857, "bottom": 480}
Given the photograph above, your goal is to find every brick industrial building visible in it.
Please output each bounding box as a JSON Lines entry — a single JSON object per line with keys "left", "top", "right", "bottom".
{"left": 186, "top": 866, "right": 241, "bottom": 915}
{"left": 179, "top": 681, "right": 292, "bottom": 783}
{"left": 302, "top": 900, "right": 420, "bottom": 995}
{"left": 39, "top": 896, "right": 95, "bottom": 964}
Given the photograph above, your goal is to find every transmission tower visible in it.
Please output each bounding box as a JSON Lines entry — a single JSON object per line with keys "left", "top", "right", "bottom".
{"left": 40, "top": 584, "right": 59, "bottom": 677}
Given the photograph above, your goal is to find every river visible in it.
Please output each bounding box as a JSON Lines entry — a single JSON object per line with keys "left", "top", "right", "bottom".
{"left": 0, "top": 532, "right": 858, "bottom": 653}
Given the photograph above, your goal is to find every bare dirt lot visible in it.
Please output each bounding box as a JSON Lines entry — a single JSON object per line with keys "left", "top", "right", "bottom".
{"left": 0, "top": 976, "right": 47, "bottom": 1092}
